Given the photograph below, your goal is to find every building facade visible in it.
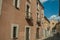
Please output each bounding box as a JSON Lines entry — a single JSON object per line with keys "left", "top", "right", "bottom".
{"left": 41, "top": 16, "right": 50, "bottom": 39}
{"left": 49, "top": 19, "right": 57, "bottom": 36}
{"left": 0, "top": 0, "right": 44, "bottom": 40}
{"left": 55, "top": 22, "right": 60, "bottom": 33}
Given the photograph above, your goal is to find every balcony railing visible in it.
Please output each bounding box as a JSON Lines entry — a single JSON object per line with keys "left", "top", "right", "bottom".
{"left": 27, "top": 0, "right": 31, "bottom": 3}
{"left": 25, "top": 11, "right": 32, "bottom": 20}
{"left": 37, "top": 18, "right": 40, "bottom": 23}
{"left": 37, "top": 8, "right": 39, "bottom": 11}
{"left": 37, "top": 18, "right": 41, "bottom": 26}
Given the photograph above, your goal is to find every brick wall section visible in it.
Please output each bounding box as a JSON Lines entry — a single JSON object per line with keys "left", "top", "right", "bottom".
{"left": 0, "top": 0, "right": 44, "bottom": 40}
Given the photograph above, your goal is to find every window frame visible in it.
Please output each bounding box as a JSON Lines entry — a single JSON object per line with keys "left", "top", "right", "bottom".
{"left": 36, "top": 27, "right": 40, "bottom": 39}
{"left": 11, "top": 24, "right": 19, "bottom": 39}
{"left": 24, "top": 26, "right": 31, "bottom": 40}
{"left": 25, "top": 2, "right": 31, "bottom": 19}
{"left": 36, "top": 12, "right": 40, "bottom": 22}
{"left": 13, "top": 0, "right": 20, "bottom": 9}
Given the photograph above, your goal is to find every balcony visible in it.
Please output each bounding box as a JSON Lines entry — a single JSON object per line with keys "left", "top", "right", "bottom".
{"left": 27, "top": 0, "right": 31, "bottom": 3}
{"left": 25, "top": 11, "right": 33, "bottom": 26}
{"left": 37, "top": 8, "right": 39, "bottom": 11}
{"left": 25, "top": 11, "right": 32, "bottom": 20}
{"left": 37, "top": 18, "right": 41, "bottom": 26}
{"left": 37, "top": 3, "right": 40, "bottom": 11}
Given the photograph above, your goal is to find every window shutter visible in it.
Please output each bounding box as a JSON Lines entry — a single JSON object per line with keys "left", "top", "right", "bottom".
{"left": 0, "top": 0, "right": 2, "bottom": 15}
{"left": 29, "top": 8, "right": 30, "bottom": 12}
{"left": 36, "top": 28, "right": 39, "bottom": 39}
{"left": 29, "top": 8, "right": 31, "bottom": 18}
{"left": 38, "top": 13, "right": 40, "bottom": 19}
{"left": 11, "top": 24, "right": 19, "bottom": 38}
{"left": 38, "top": 4, "right": 39, "bottom": 10}
{"left": 16, "top": 26, "right": 19, "bottom": 38}
{"left": 13, "top": 0, "right": 15, "bottom": 6}
{"left": 37, "top": 13, "right": 40, "bottom": 21}
{"left": 25, "top": 26, "right": 30, "bottom": 40}
{"left": 17, "top": 0, "right": 20, "bottom": 8}
{"left": 43, "top": 29, "right": 45, "bottom": 37}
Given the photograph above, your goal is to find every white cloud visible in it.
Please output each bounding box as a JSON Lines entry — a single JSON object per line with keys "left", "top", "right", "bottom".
{"left": 49, "top": 15, "right": 57, "bottom": 20}
{"left": 49, "top": 15, "right": 60, "bottom": 22}
{"left": 40, "top": 0, "right": 56, "bottom": 3}
{"left": 40, "top": 0, "right": 48, "bottom": 3}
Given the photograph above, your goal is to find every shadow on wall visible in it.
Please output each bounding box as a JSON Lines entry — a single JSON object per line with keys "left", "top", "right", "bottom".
{"left": 26, "top": 19, "right": 33, "bottom": 26}
{"left": 43, "top": 32, "right": 60, "bottom": 40}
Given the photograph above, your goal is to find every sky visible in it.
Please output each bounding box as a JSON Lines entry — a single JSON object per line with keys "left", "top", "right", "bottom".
{"left": 40, "top": 0, "right": 59, "bottom": 20}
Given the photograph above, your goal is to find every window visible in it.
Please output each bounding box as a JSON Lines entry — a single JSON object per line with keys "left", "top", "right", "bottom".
{"left": 11, "top": 24, "right": 19, "bottom": 39}
{"left": 36, "top": 2, "right": 38, "bottom": 10}
{"left": 27, "top": 5, "right": 30, "bottom": 13}
{"left": 13, "top": 27, "right": 17, "bottom": 38}
{"left": 37, "top": 13, "right": 40, "bottom": 22}
{"left": 27, "top": 0, "right": 31, "bottom": 3}
{"left": 52, "top": 26, "right": 56, "bottom": 34}
{"left": 36, "top": 28, "right": 39, "bottom": 39}
{"left": 42, "top": 10, "right": 44, "bottom": 16}
{"left": 25, "top": 5, "right": 31, "bottom": 19}
{"left": 36, "top": 2, "right": 39, "bottom": 11}
{"left": 0, "top": 0, "right": 2, "bottom": 15}
{"left": 37, "top": 13, "right": 39, "bottom": 20}
{"left": 26, "top": 5, "right": 30, "bottom": 18}
{"left": 43, "top": 29, "right": 45, "bottom": 37}
{"left": 52, "top": 23, "right": 54, "bottom": 24}
{"left": 38, "top": 4, "right": 39, "bottom": 9}
{"left": 13, "top": 0, "right": 20, "bottom": 9}
{"left": 26, "top": 27, "right": 30, "bottom": 40}
{"left": 37, "top": 4, "right": 39, "bottom": 10}
{"left": 45, "top": 30, "right": 47, "bottom": 37}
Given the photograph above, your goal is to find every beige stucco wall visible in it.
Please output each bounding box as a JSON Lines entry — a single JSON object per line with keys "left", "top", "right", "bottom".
{"left": 55, "top": 22, "right": 60, "bottom": 33}
{"left": 50, "top": 20, "right": 57, "bottom": 31}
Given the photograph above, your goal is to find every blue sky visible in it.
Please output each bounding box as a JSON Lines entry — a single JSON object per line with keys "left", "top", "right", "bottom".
{"left": 40, "top": 0, "right": 59, "bottom": 19}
